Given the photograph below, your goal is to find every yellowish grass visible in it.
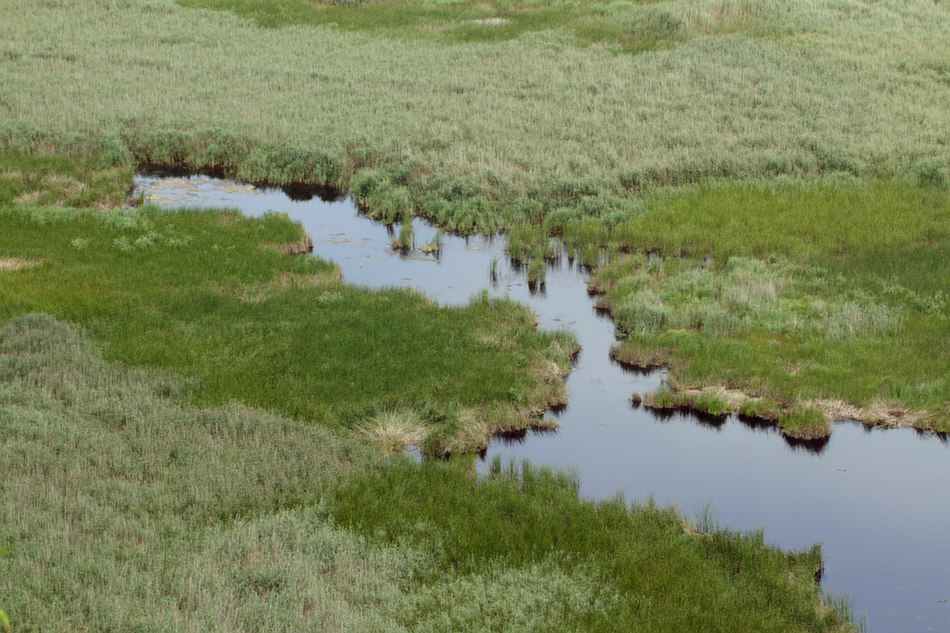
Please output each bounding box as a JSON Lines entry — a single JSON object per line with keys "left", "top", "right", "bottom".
{"left": 233, "top": 268, "right": 343, "bottom": 303}
{"left": 428, "top": 405, "right": 562, "bottom": 456}
{"left": 860, "top": 401, "right": 930, "bottom": 429}
{"left": 683, "top": 385, "right": 748, "bottom": 410}
{"left": 270, "top": 233, "right": 315, "bottom": 255}
{"left": 0, "top": 257, "right": 40, "bottom": 272}
{"left": 358, "top": 408, "right": 427, "bottom": 452}
{"left": 42, "top": 173, "right": 85, "bottom": 197}
{"left": 684, "top": 0, "right": 764, "bottom": 32}
{"left": 12, "top": 190, "right": 39, "bottom": 204}
{"left": 641, "top": 380, "right": 937, "bottom": 438}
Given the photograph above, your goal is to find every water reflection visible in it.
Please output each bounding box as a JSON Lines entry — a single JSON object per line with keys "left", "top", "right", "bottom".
{"left": 134, "top": 173, "right": 950, "bottom": 633}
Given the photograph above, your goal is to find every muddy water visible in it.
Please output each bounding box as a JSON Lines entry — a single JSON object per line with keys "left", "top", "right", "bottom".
{"left": 136, "top": 174, "right": 950, "bottom": 633}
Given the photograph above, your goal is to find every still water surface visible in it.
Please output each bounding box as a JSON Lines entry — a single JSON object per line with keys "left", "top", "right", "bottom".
{"left": 136, "top": 174, "right": 950, "bottom": 633}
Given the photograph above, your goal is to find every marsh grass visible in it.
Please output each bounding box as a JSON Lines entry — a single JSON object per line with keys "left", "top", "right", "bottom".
{"left": 391, "top": 215, "right": 415, "bottom": 250}
{"left": 0, "top": 314, "right": 378, "bottom": 630}
{"left": 593, "top": 180, "right": 950, "bottom": 434}
{"left": 0, "top": 170, "right": 576, "bottom": 452}
{"left": 419, "top": 229, "right": 443, "bottom": 255}
{"left": 1, "top": 0, "right": 948, "bottom": 233}
{"left": 0, "top": 150, "right": 132, "bottom": 208}
{"left": 526, "top": 255, "right": 547, "bottom": 286}
{"left": 179, "top": 0, "right": 715, "bottom": 52}
{"left": 0, "top": 315, "right": 853, "bottom": 631}
{"left": 779, "top": 405, "right": 832, "bottom": 440}
{"left": 332, "top": 456, "right": 855, "bottom": 632}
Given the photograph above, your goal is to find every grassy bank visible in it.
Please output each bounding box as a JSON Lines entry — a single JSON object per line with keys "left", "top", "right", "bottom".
{"left": 588, "top": 180, "right": 950, "bottom": 437}
{"left": 0, "top": 153, "right": 576, "bottom": 454}
{"left": 0, "top": 315, "right": 854, "bottom": 632}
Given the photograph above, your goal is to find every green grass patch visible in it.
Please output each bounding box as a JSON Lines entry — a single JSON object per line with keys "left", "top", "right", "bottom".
{"left": 0, "top": 315, "right": 855, "bottom": 631}
{"left": 0, "top": 158, "right": 576, "bottom": 452}
{"left": 609, "top": 180, "right": 950, "bottom": 262}
{"left": 593, "top": 180, "right": 950, "bottom": 431}
{"left": 0, "top": 150, "right": 132, "bottom": 208}
{"left": 331, "top": 456, "right": 854, "bottom": 632}
{"left": 739, "top": 397, "right": 782, "bottom": 422}
{"left": 176, "top": 0, "right": 702, "bottom": 53}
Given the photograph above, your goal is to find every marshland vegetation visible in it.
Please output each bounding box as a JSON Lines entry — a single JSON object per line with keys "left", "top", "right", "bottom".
{"left": 0, "top": 315, "right": 853, "bottom": 632}
{"left": 591, "top": 181, "right": 950, "bottom": 437}
{"left": 1, "top": 0, "right": 946, "bottom": 431}
{"left": 0, "top": 153, "right": 576, "bottom": 456}
{"left": 3, "top": 0, "right": 949, "bottom": 628}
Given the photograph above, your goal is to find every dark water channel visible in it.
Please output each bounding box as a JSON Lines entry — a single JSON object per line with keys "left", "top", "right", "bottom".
{"left": 136, "top": 174, "right": 950, "bottom": 633}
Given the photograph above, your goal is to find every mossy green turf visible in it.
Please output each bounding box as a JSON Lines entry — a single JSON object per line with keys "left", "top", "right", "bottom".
{"left": 0, "top": 155, "right": 575, "bottom": 451}
{"left": 178, "top": 0, "right": 702, "bottom": 53}
{"left": 0, "top": 315, "right": 852, "bottom": 632}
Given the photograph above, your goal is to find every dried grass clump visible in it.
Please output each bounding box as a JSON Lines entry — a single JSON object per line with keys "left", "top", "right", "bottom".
{"left": 638, "top": 380, "right": 939, "bottom": 441}
{"left": 271, "top": 233, "right": 315, "bottom": 255}
{"left": 861, "top": 401, "right": 929, "bottom": 429}
{"left": 234, "top": 269, "right": 343, "bottom": 303}
{"left": 0, "top": 257, "right": 40, "bottom": 272}
{"left": 359, "top": 408, "right": 427, "bottom": 452}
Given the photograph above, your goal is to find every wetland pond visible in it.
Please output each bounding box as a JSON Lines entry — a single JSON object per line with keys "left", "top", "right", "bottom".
{"left": 137, "top": 174, "right": 950, "bottom": 633}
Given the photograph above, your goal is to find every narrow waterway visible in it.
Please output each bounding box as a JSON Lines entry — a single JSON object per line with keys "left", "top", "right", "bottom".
{"left": 136, "top": 174, "right": 950, "bottom": 633}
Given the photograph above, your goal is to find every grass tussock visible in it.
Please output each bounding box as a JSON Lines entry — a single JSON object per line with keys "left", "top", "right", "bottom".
{"left": 642, "top": 381, "right": 940, "bottom": 440}
{"left": 779, "top": 406, "right": 832, "bottom": 441}
{"left": 270, "top": 231, "right": 314, "bottom": 254}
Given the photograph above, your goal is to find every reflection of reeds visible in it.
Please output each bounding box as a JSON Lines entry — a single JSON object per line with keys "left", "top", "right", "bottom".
{"left": 489, "top": 255, "right": 500, "bottom": 285}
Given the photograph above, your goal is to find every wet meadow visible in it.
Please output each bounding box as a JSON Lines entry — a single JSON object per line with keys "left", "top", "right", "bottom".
{"left": 2, "top": 0, "right": 950, "bottom": 630}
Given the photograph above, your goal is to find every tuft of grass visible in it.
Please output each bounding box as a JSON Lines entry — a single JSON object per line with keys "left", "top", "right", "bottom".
{"left": 419, "top": 229, "right": 443, "bottom": 254}
{"left": 641, "top": 385, "right": 729, "bottom": 418}
{"left": 526, "top": 256, "right": 546, "bottom": 286}
{"left": 391, "top": 214, "right": 415, "bottom": 250}
{"left": 738, "top": 397, "right": 782, "bottom": 422}
{"left": 779, "top": 406, "right": 831, "bottom": 440}
{"left": 690, "top": 390, "right": 730, "bottom": 417}
{"left": 489, "top": 255, "right": 500, "bottom": 285}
